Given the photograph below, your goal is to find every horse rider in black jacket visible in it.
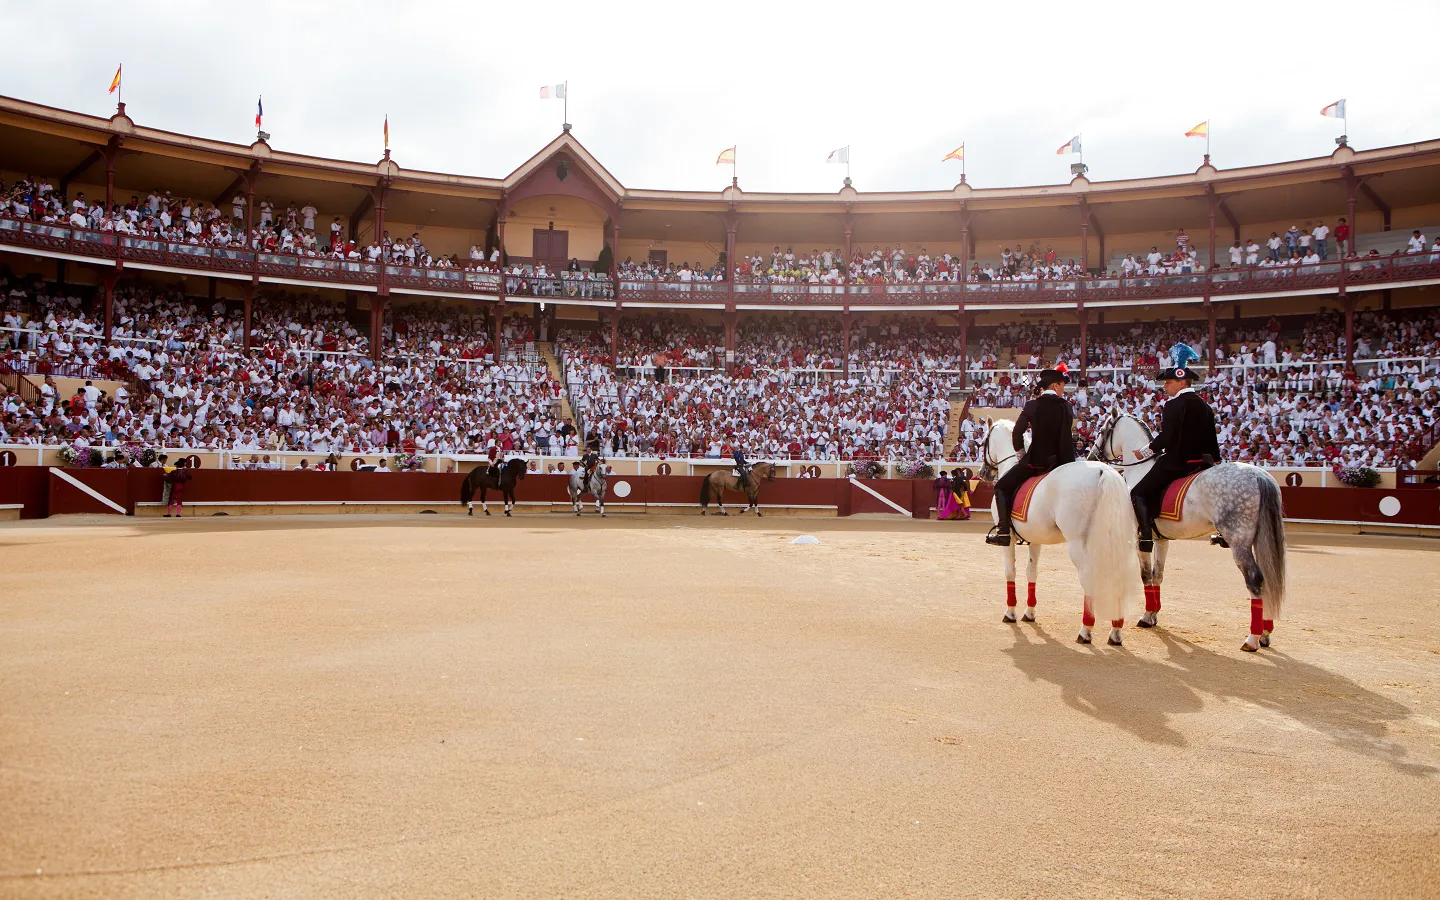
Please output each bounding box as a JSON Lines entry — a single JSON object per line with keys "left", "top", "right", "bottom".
{"left": 986, "top": 366, "right": 1077, "bottom": 547}
{"left": 1127, "top": 364, "right": 1223, "bottom": 552}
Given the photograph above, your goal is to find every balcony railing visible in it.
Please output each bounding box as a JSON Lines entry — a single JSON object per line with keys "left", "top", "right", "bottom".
{"left": 5, "top": 214, "right": 1440, "bottom": 306}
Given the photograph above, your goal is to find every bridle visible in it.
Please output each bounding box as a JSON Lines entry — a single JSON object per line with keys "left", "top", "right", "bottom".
{"left": 1090, "top": 413, "right": 1157, "bottom": 467}
{"left": 978, "top": 424, "right": 1017, "bottom": 482}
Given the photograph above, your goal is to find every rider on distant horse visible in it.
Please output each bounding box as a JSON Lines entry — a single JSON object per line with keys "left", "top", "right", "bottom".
{"left": 986, "top": 365, "right": 1075, "bottom": 547}
{"left": 486, "top": 445, "right": 501, "bottom": 483}
{"left": 581, "top": 434, "right": 603, "bottom": 484}
{"left": 1127, "top": 363, "right": 1222, "bottom": 552}
{"left": 732, "top": 447, "right": 751, "bottom": 490}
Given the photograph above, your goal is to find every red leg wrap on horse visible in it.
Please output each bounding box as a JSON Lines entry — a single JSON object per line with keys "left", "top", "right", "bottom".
{"left": 1263, "top": 619, "right": 1274, "bottom": 633}
{"left": 1006, "top": 581, "right": 1017, "bottom": 608}
{"left": 1082, "top": 597, "right": 1095, "bottom": 628}
{"left": 1144, "top": 586, "right": 1160, "bottom": 613}
{"left": 1111, "top": 619, "right": 1124, "bottom": 629}
{"left": 1027, "top": 583, "right": 1037, "bottom": 608}
{"left": 1250, "top": 598, "right": 1264, "bottom": 636}
{"left": 1154, "top": 587, "right": 1161, "bottom": 611}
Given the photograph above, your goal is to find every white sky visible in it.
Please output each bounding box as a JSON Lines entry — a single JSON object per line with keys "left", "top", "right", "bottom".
{"left": 2, "top": 0, "right": 1436, "bottom": 194}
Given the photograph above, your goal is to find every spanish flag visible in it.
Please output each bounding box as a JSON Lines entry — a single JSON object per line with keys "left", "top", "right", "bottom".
{"left": 108, "top": 65, "right": 122, "bottom": 95}
{"left": 1185, "top": 120, "right": 1209, "bottom": 138}
{"left": 383, "top": 115, "right": 389, "bottom": 150}
{"left": 716, "top": 146, "right": 736, "bottom": 165}
{"left": 942, "top": 144, "right": 964, "bottom": 162}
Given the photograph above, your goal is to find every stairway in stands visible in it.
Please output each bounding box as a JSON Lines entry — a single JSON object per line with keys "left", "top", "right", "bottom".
{"left": 537, "top": 342, "right": 576, "bottom": 423}
{"left": 943, "top": 388, "right": 974, "bottom": 458}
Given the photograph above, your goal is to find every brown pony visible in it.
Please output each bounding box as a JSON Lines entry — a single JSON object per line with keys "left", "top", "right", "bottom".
{"left": 699, "top": 462, "right": 778, "bottom": 516}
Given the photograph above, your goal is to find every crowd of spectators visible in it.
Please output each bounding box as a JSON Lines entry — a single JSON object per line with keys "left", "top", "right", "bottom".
{"left": 0, "top": 175, "right": 508, "bottom": 272}
{"left": 0, "top": 275, "right": 565, "bottom": 456}
{"left": 3, "top": 260, "right": 1439, "bottom": 467}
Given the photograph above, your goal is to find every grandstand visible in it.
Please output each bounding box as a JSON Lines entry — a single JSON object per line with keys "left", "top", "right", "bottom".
{"left": 2, "top": 93, "right": 1440, "bottom": 477}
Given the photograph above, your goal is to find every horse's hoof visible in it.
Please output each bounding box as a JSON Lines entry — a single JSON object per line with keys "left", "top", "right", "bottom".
{"left": 1241, "top": 642, "right": 1258, "bottom": 652}
{"left": 467, "top": 510, "right": 472, "bottom": 517}
{"left": 1107, "top": 634, "right": 1123, "bottom": 646}
{"left": 1076, "top": 632, "right": 1092, "bottom": 645}
{"left": 1002, "top": 612, "right": 1017, "bottom": 624}
{"left": 1021, "top": 612, "right": 1035, "bottom": 623}
{"left": 1137, "top": 618, "right": 1155, "bottom": 629}
{"left": 1260, "top": 634, "right": 1271, "bottom": 648}
{"left": 484, "top": 510, "right": 491, "bottom": 516}
{"left": 504, "top": 511, "right": 511, "bottom": 518}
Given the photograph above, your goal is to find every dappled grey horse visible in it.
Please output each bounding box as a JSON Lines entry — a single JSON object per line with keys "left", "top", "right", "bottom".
{"left": 1090, "top": 412, "right": 1287, "bottom": 652}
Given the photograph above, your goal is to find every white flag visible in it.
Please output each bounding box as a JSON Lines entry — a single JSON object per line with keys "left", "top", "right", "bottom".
{"left": 540, "top": 83, "right": 566, "bottom": 100}
{"left": 826, "top": 146, "right": 850, "bottom": 165}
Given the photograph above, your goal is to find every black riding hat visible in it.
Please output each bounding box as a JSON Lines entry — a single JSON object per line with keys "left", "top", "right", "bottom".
{"left": 1036, "top": 364, "right": 1069, "bottom": 389}
{"left": 1158, "top": 365, "right": 1201, "bottom": 382}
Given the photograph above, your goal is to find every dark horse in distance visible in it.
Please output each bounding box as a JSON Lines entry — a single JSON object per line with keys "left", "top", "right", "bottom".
{"left": 460, "top": 458, "right": 528, "bottom": 516}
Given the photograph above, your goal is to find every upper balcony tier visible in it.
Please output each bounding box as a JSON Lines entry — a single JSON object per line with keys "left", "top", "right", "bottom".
{"left": 5, "top": 216, "right": 1440, "bottom": 310}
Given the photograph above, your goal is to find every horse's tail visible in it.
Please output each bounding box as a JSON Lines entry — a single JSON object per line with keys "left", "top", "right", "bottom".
{"left": 1254, "top": 471, "right": 1287, "bottom": 623}
{"left": 1079, "top": 465, "right": 1142, "bottom": 625}
{"left": 699, "top": 474, "right": 710, "bottom": 509}
{"left": 460, "top": 470, "right": 475, "bottom": 505}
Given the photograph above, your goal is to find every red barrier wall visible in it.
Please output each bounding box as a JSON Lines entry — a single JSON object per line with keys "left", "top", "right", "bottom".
{"left": 1, "top": 469, "right": 1437, "bottom": 529}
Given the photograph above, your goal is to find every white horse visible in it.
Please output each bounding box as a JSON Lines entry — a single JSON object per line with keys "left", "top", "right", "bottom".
{"left": 1090, "top": 412, "right": 1287, "bottom": 652}
{"left": 568, "top": 466, "right": 607, "bottom": 517}
{"left": 979, "top": 419, "right": 1141, "bottom": 646}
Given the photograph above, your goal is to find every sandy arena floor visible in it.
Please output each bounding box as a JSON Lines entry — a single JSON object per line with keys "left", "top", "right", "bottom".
{"left": 1, "top": 513, "right": 1438, "bottom": 898}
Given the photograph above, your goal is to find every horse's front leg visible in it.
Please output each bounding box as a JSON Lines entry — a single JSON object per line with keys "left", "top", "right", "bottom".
{"left": 1022, "top": 544, "right": 1041, "bottom": 622}
{"left": 1002, "top": 541, "right": 1019, "bottom": 623}
{"left": 503, "top": 488, "right": 513, "bottom": 517}
{"left": 751, "top": 491, "right": 762, "bottom": 517}
{"left": 480, "top": 487, "right": 490, "bottom": 516}
{"left": 1139, "top": 539, "right": 1170, "bottom": 628}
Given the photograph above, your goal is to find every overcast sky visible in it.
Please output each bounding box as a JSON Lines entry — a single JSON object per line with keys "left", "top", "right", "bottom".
{"left": 2, "top": 0, "right": 1436, "bottom": 194}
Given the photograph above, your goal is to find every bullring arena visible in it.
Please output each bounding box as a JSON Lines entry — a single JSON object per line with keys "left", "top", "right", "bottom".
{"left": 2, "top": 511, "right": 1439, "bottom": 897}
{"left": 4, "top": 43, "right": 1440, "bottom": 895}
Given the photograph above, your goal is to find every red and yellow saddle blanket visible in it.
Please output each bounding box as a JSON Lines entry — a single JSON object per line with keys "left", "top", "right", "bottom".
{"left": 1011, "top": 474, "right": 1048, "bottom": 523}
{"left": 1158, "top": 471, "right": 1204, "bottom": 522}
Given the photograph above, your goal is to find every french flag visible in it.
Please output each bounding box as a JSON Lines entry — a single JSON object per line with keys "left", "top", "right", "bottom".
{"left": 1320, "top": 99, "right": 1345, "bottom": 119}
{"left": 255, "top": 96, "right": 263, "bottom": 128}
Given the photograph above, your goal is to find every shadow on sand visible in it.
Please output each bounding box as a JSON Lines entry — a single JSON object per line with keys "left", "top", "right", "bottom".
{"left": 1002, "top": 623, "right": 1437, "bottom": 778}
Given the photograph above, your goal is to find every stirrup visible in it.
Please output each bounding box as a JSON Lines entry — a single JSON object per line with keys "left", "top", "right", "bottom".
{"left": 1209, "top": 533, "right": 1230, "bottom": 548}
{"left": 984, "top": 526, "right": 1011, "bottom": 547}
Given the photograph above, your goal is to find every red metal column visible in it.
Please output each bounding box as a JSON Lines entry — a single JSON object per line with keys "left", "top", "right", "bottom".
{"left": 1207, "top": 189, "right": 1218, "bottom": 272}
{"left": 1206, "top": 299, "right": 1217, "bottom": 365}
{"left": 1343, "top": 296, "right": 1356, "bottom": 367}
{"left": 723, "top": 310, "right": 738, "bottom": 374}
{"left": 610, "top": 307, "right": 621, "bottom": 373}
{"left": 495, "top": 302, "right": 506, "bottom": 362}
{"left": 723, "top": 209, "right": 739, "bottom": 284}
{"left": 497, "top": 210, "right": 508, "bottom": 303}
{"left": 841, "top": 310, "right": 852, "bottom": 379}
{"left": 1078, "top": 199, "right": 1089, "bottom": 272}
{"left": 610, "top": 217, "right": 621, "bottom": 300}
{"left": 372, "top": 179, "right": 390, "bottom": 361}
{"left": 1345, "top": 171, "right": 1358, "bottom": 256}
{"left": 102, "top": 271, "right": 116, "bottom": 343}
{"left": 243, "top": 282, "right": 254, "bottom": 352}
{"left": 1078, "top": 306, "right": 1088, "bottom": 378}
{"left": 958, "top": 308, "right": 969, "bottom": 390}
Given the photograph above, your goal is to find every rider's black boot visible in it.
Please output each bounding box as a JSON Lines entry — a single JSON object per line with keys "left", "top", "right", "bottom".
{"left": 1133, "top": 496, "right": 1155, "bottom": 553}
{"left": 985, "top": 491, "right": 1013, "bottom": 546}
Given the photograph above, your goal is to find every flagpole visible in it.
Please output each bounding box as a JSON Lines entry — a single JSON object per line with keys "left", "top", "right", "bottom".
{"left": 1206, "top": 122, "right": 1211, "bottom": 166}
{"left": 563, "top": 81, "right": 569, "bottom": 132}
{"left": 117, "top": 63, "right": 122, "bottom": 112}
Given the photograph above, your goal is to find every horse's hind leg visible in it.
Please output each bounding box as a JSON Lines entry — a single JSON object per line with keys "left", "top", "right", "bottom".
{"left": 480, "top": 488, "right": 490, "bottom": 516}
{"left": 1139, "top": 539, "right": 1169, "bottom": 628}
{"left": 1233, "top": 544, "right": 1267, "bottom": 652}
{"left": 1022, "top": 544, "right": 1041, "bottom": 622}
